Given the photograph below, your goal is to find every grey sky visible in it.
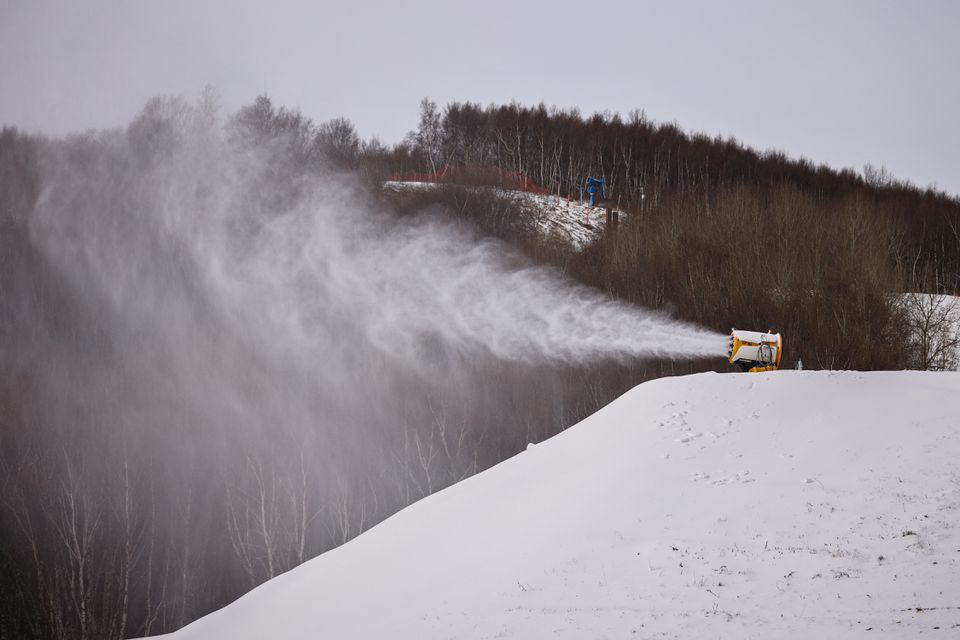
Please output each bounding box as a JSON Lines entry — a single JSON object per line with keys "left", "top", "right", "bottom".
{"left": 2, "top": 0, "right": 958, "bottom": 195}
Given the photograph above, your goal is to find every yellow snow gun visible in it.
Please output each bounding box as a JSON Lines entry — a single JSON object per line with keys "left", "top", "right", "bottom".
{"left": 728, "top": 329, "right": 782, "bottom": 372}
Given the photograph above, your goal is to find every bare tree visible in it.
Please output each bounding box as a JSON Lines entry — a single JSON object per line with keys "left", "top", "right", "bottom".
{"left": 225, "top": 455, "right": 281, "bottom": 587}
{"left": 902, "top": 293, "right": 960, "bottom": 371}
{"left": 415, "top": 97, "right": 444, "bottom": 176}
{"left": 315, "top": 117, "right": 360, "bottom": 167}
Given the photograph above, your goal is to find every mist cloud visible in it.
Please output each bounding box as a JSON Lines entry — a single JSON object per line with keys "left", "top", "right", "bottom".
{"left": 30, "top": 118, "right": 724, "bottom": 397}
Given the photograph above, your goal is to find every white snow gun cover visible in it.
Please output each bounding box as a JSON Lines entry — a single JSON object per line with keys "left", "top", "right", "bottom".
{"left": 728, "top": 328, "right": 782, "bottom": 372}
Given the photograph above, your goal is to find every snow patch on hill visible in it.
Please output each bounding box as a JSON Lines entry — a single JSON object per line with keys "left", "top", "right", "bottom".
{"left": 155, "top": 370, "right": 960, "bottom": 639}
{"left": 384, "top": 181, "right": 624, "bottom": 249}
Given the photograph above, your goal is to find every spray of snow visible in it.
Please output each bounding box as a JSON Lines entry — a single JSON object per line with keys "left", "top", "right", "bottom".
{"left": 26, "top": 103, "right": 725, "bottom": 455}
{"left": 245, "top": 194, "right": 727, "bottom": 369}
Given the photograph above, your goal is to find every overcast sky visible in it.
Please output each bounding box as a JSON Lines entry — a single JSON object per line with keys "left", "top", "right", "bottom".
{"left": 2, "top": 0, "right": 958, "bottom": 195}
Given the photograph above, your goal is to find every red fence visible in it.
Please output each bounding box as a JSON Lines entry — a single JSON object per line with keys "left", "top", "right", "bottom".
{"left": 387, "top": 165, "right": 553, "bottom": 196}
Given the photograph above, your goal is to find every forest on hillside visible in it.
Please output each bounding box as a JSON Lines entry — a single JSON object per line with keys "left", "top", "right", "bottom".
{"left": 377, "top": 98, "right": 960, "bottom": 369}
{"left": 1, "top": 93, "right": 958, "bottom": 639}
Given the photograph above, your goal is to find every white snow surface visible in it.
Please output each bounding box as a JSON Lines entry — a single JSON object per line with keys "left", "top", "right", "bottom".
{"left": 156, "top": 370, "right": 960, "bottom": 639}
{"left": 383, "top": 181, "right": 622, "bottom": 249}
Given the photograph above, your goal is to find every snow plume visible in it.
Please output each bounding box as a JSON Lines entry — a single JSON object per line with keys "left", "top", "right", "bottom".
{"left": 28, "top": 125, "right": 724, "bottom": 387}
{"left": 20, "top": 99, "right": 730, "bottom": 457}
{"left": 227, "top": 193, "right": 728, "bottom": 371}
{"left": 347, "top": 216, "right": 727, "bottom": 364}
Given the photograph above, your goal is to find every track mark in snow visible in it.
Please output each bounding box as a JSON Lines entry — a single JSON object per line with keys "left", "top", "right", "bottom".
{"left": 711, "top": 470, "right": 755, "bottom": 486}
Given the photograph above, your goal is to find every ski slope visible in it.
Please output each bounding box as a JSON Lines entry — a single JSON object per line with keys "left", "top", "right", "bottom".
{"left": 383, "top": 181, "right": 624, "bottom": 249}
{"left": 155, "top": 370, "right": 960, "bottom": 639}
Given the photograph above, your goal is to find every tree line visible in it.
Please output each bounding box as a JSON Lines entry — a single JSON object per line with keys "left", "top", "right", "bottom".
{"left": 381, "top": 98, "right": 960, "bottom": 370}
{"left": 385, "top": 99, "right": 960, "bottom": 293}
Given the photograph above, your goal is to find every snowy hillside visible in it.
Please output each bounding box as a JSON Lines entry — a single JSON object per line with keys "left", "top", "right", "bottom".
{"left": 383, "top": 181, "right": 624, "bottom": 249}
{"left": 155, "top": 371, "right": 960, "bottom": 639}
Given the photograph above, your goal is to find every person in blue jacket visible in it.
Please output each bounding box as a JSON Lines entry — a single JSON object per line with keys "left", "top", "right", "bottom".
{"left": 586, "top": 176, "right": 604, "bottom": 206}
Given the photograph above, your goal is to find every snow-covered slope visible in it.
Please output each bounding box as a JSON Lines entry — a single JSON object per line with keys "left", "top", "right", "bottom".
{"left": 505, "top": 189, "right": 624, "bottom": 249}
{"left": 157, "top": 371, "right": 960, "bottom": 639}
{"left": 383, "top": 181, "right": 623, "bottom": 249}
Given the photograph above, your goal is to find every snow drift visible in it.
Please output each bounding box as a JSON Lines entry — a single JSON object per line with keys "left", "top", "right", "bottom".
{"left": 154, "top": 370, "right": 960, "bottom": 639}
